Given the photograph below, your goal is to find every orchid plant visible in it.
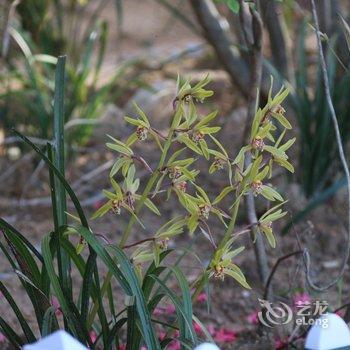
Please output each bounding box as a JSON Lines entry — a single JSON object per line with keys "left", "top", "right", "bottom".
{"left": 94, "top": 75, "right": 295, "bottom": 292}
{"left": 0, "top": 71, "right": 294, "bottom": 349}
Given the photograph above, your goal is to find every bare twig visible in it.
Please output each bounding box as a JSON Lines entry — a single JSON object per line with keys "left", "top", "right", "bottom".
{"left": 238, "top": 1, "right": 270, "bottom": 289}
{"left": 199, "top": 219, "right": 217, "bottom": 249}
{"left": 300, "top": 0, "right": 350, "bottom": 293}
{"left": 263, "top": 250, "right": 303, "bottom": 300}
{"left": 123, "top": 237, "right": 155, "bottom": 249}
{"left": 1, "top": 136, "right": 50, "bottom": 146}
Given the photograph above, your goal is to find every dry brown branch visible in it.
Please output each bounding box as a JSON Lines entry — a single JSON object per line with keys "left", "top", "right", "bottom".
{"left": 260, "top": 0, "right": 292, "bottom": 80}
{"left": 235, "top": 0, "right": 270, "bottom": 289}
{"left": 190, "top": 0, "right": 285, "bottom": 101}
{"left": 189, "top": 0, "right": 251, "bottom": 98}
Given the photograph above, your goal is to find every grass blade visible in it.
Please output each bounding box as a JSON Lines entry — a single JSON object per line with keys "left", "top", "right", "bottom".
{"left": 74, "top": 225, "right": 161, "bottom": 350}
{"left": 11, "top": 129, "right": 88, "bottom": 227}
{"left": 150, "top": 275, "right": 196, "bottom": 346}
{"left": 41, "top": 234, "right": 91, "bottom": 346}
{"left": 52, "top": 56, "right": 72, "bottom": 300}
{"left": 41, "top": 306, "right": 59, "bottom": 336}
{"left": 0, "top": 316, "right": 23, "bottom": 349}
{"left": 0, "top": 281, "right": 36, "bottom": 343}
{"left": 169, "top": 266, "right": 196, "bottom": 345}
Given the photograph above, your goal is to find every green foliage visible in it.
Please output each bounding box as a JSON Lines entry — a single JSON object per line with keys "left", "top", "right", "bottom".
{"left": 1, "top": 2, "right": 132, "bottom": 144}
{"left": 215, "top": 0, "right": 240, "bottom": 14}
{"left": 289, "top": 21, "right": 350, "bottom": 198}
{"left": 0, "top": 65, "right": 294, "bottom": 348}
{"left": 15, "top": 0, "right": 112, "bottom": 61}
{"left": 280, "top": 19, "right": 350, "bottom": 232}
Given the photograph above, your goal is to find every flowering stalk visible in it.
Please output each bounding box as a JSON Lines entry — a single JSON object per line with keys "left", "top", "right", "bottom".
{"left": 192, "top": 80, "right": 294, "bottom": 298}
{"left": 119, "top": 103, "right": 182, "bottom": 247}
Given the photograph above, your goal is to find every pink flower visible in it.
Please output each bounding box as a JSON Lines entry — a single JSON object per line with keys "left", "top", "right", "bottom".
{"left": 214, "top": 328, "right": 237, "bottom": 343}
{"left": 168, "top": 340, "right": 180, "bottom": 350}
{"left": 89, "top": 331, "right": 97, "bottom": 344}
{"left": 165, "top": 304, "right": 176, "bottom": 314}
{"left": 207, "top": 324, "right": 216, "bottom": 336}
{"left": 275, "top": 337, "right": 287, "bottom": 349}
{"left": 293, "top": 292, "right": 311, "bottom": 307}
{"left": 51, "top": 296, "right": 62, "bottom": 316}
{"left": 140, "top": 347, "right": 147, "bottom": 350}
{"left": 196, "top": 293, "right": 208, "bottom": 303}
{"left": 0, "top": 332, "right": 5, "bottom": 343}
{"left": 336, "top": 310, "right": 345, "bottom": 318}
{"left": 158, "top": 331, "right": 166, "bottom": 341}
{"left": 247, "top": 311, "right": 259, "bottom": 325}
{"left": 119, "top": 345, "right": 126, "bottom": 350}
{"left": 193, "top": 321, "right": 203, "bottom": 334}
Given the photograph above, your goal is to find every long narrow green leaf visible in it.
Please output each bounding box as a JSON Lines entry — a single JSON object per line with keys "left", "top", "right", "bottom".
{"left": 81, "top": 253, "right": 97, "bottom": 325}
{"left": 41, "top": 306, "right": 59, "bottom": 336}
{"left": 0, "top": 281, "right": 36, "bottom": 343}
{"left": 74, "top": 225, "right": 161, "bottom": 350}
{"left": 0, "top": 316, "right": 23, "bottom": 349}
{"left": 11, "top": 129, "right": 88, "bottom": 227}
{"left": 126, "top": 304, "right": 139, "bottom": 350}
{"left": 53, "top": 56, "right": 67, "bottom": 222}
{"left": 169, "top": 266, "right": 196, "bottom": 345}
{"left": 2, "top": 228, "right": 49, "bottom": 329}
{"left": 0, "top": 219, "right": 43, "bottom": 262}
{"left": 15, "top": 130, "right": 106, "bottom": 346}
{"left": 53, "top": 56, "right": 72, "bottom": 301}
{"left": 60, "top": 237, "right": 109, "bottom": 339}
{"left": 0, "top": 239, "right": 47, "bottom": 332}
{"left": 150, "top": 275, "right": 196, "bottom": 346}
{"left": 142, "top": 250, "right": 172, "bottom": 300}
{"left": 41, "top": 234, "right": 91, "bottom": 346}
{"left": 106, "top": 318, "right": 127, "bottom": 349}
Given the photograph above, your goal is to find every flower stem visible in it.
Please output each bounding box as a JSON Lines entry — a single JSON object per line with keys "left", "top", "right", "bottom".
{"left": 191, "top": 193, "right": 243, "bottom": 299}
{"left": 119, "top": 108, "right": 180, "bottom": 247}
